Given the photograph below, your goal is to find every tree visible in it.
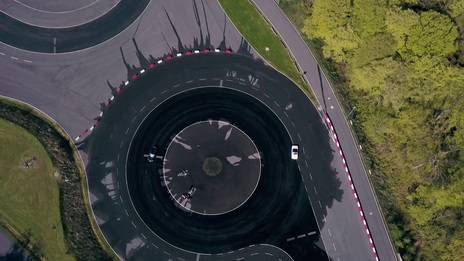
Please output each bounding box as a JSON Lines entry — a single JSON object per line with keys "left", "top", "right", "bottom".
{"left": 350, "top": 33, "right": 397, "bottom": 68}
{"left": 351, "top": 0, "right": 387, "bottom": 38}
{"left": 385, "top": 7, "right": 421, "bottom": 53}
{"left": 406, "top": 11, "right": 459, "bottom": 57}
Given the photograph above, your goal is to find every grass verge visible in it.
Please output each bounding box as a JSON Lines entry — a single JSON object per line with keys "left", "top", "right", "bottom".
{"left": 0, "top": 117, "right": 72, "bottom": 261}
{"left": 218, "top": 0, "right": 319, "bottom": 107}
{"left": 0, "top": 97, "right": 119, "bottom": 261}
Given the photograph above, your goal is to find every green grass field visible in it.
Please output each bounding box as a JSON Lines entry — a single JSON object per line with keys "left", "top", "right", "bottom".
{"left": 218, "top": 0, "right": 318, "bottom": 104}
{"left": 0, "top": 117, "right": 74, "bottom": 261}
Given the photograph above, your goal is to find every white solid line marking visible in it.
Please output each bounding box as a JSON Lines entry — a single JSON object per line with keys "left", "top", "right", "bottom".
{"left": 309, "top": 173, "right": 313, "bottom": 180}
{"left": 305, "top": 160, "right": 308, "bottom": 167}
{"left": 333, "top": 243, "right": 337, "bottom": 251}
{"left": 120, "top": 196, "right": 123, "bottom": 203}
{"left": 297, "top": 234, "right": 306, "bottom": 239}
{"left": 11, "top": 56, "right": 18, "bottom": 60}
{"left": 132, "top": 222, "right": 137, "bottom": 228}
{"left": 24, "top": 60, "right": 32, "bottom": 63}
{"left": 141, "top": 233, "right": 147, "bottom": 239}
{"left": 265, "top": 253, "right": 273, "bottom": 256}
{"left": 263, "top": 93, "right": 270, "bottom": 98}
{"left": 318, "top": 200, "right": 322, "bottom": 208}
{"left": 328, "top": 229, "right": 332, "bottom": 236}
{"left": 152, "top": 243, "right": 158, "bottom": 248}
{"left": 150, "top": 97, "right": 156, "bottom": 102}
{"left": 195, "top": 254, "right": 199, "bottom": 261}
{"left": 314, "top": 187, "right": 318, "bottom": 194}
{"left": 298, "top": 165, "right": 301, "bottom": 171}
{"left": 274, "top": 101, "right": 280, "bottom": 107}
{"left": 186, "top": 80, "right": 193, "bottom": 83}
{"left": 161, "top": 89, "right": 167, "bottom": 94}
{"left": 120, "top": 140, "right": 124, "bottom": 148}
{"left": 298, "top": 133, "right": 302, "bottom": 141}
{"left": 132, "top": 116, "right": 137, "bottom": 122}
{"left": 125, "top": 209, "right": 129, "bottom": 216}
{"left": 140, "top": 106, "right": 146, "bottom": 112}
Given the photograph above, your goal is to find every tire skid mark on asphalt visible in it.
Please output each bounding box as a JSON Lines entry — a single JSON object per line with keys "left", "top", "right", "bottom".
{"left": 73, "top": 48, "right": 233, "bottom": 141}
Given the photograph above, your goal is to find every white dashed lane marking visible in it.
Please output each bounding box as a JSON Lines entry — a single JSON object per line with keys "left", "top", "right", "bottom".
{"left": 283, "top": 111, "right": 289, "bottom": 117}
{"left": 263, "top": 93, "right": 270, "bottom": 98}
{"left": 125, "top": 209, "right": 129, "bottom": 216}
{"left": 0, "top": 52, "right": 4, "bottom": 55}
{"left": 125, "top": 128, "right": 129, "bottom": 135}
{"left": 164, "top": 251, "right": 171, "bottom": 256}
{"left": 328, "top": 229, "right": 332, "bottom": 236}
{"left": 120, "top": 140, "right": 124, "bottom": 148}
{"left": 237, "top": 258, "right": 244, "bottom": 261}
{"left": 24, "top": 60, "right": 32, "bottom": 63}
{"left": 117, "top": 154, "right": 120, "bottom": 161}
{"left": 152, "top": 243, "right": 158, "bottom": 248}
{"left": 305, "top": 160, "right": 308, "bottom": 167}
{"left": 333, "top": 243, "right": 337, "bottom": 251}
{"left": 265, "top": 253, "right": 273, "bottom": 256}
{"left": 150, "top": 97, "right": 156, "bottom": 102}
{"left": 186, "top": 80, "right": 193, "bottom": 83}
{"left": 251, "top": 253, "right": 258, "bottom": 256}
{"left": 309, "top": 173, "right": 313, "bottom": 180}
{"left": 302, "top": 147, "right": 306, "bottom": 154}
{"left": 319, "top": 200, "right": 322, "bottom": 208}
{"left": 291, "top": 122, "right": 295, "bottom": 127}
{"left": 274, "top": 101, "right": 280, "bottom": 107}
{"left": 132, "top": 116, "right": 137, "bottom": 123}
{"left": 132, "top": 222, "right": 137, "bottom": 228}
{"left": 225, "top": 79, "right": 233, "bottom": 82}
{"left": 239, "top": 82, "right": 246, "bottom": 85}
{"left": 297, "top": 234, "right": 306, "bottom": 239}
{"left": 11, "top": 56, "right": 18, "bottom": 60}
{"left": 199, "top": 78, "right": 206, "bottom": 81}
{"left": 298, "top": 133, "right": 302, "bottom": 141}
{"left": 314, "top": 187, "right": 318, "bottom": 194}
{"left": 161, "top": 89, "right": 167, "bottom": 94}
{"left": 140, "top": 106, "right": 146, "bottom": 112}
{"left": 173, "top": 84, "right": 180, "bottom": 88}
{"left": 141, "top": 233, "right": 147, "bottom": 239}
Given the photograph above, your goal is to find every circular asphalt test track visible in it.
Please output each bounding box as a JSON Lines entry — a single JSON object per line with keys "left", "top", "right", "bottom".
{"left": 0, "top": 0, "right": 149, "bottom": 52}
{"left": 81, "top": 53, "right": 329, "bottom": 261}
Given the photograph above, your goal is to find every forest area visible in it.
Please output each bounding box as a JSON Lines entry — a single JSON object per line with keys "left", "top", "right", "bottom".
{"left": 278, "top": 0, "right": 464, "bottom": 260}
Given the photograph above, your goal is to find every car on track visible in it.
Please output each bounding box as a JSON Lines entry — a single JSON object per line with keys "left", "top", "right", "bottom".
{"left": 291, "top": 145, "right": 299, "bottom": 160}
{"left": 180, "top": 169, "right": 189, "bottom": 176}
{"left": 147, "top": 146, "right": 157, "bottom": 162}
{"left": 182, "top": 185, "right": 196, "bottom": 199}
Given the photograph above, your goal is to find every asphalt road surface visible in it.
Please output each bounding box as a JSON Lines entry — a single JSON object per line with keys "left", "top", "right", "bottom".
{"left": 78, "top": 53, "right": 334, "bottom": 261}
{"left": 0, "top": 0, "right": 384, "bottom": 260}
{"left": 253, "top": 1, "right": 398, "bottom": 260}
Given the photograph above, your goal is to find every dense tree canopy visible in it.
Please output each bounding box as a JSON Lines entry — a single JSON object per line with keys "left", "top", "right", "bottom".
{"left": 283, "top": 0, "right": 464, "bottom": 260}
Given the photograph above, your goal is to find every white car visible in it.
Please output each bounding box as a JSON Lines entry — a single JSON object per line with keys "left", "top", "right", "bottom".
{"left": 291, "top": 145, "right": 299, "bottom": 160}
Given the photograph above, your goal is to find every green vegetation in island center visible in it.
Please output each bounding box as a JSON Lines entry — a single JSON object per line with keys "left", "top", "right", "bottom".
{"left": 218, "top": 0, "right": 318, "bottom": 105}
{"left": 0, "top": 117, "right": 74, "bottom": 261}
{"left": 203, "top": 157, "right": 222, "bottom": 176}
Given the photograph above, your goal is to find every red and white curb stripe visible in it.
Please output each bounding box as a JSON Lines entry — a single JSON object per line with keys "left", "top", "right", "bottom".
{"left": 75, "top": 48, "right": 232, "bottom": 141}
{"left": 325, "top": 114, "right": 379, "bottom": 261}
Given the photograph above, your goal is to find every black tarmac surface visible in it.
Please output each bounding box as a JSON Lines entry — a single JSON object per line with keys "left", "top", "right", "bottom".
{"left": 78, "top": 53, "right": 332, "bottom": 260}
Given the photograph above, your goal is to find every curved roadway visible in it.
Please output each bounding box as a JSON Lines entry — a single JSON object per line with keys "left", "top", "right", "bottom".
{"left": 80, "top": 52, "right": 334, "bottom": 261}
{"left": 252, "top": 1, "right": 398, "bottom": 260}
{"left": 0, "top": 0, "right": 149, "bottom": 52}
{"left": 0, "top": 0, "right": 389, "bottom": 260}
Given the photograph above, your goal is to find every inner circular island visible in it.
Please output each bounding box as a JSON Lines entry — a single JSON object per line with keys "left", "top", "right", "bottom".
{"left": 163, "top": 120, "right": 261, "bottom": 215}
